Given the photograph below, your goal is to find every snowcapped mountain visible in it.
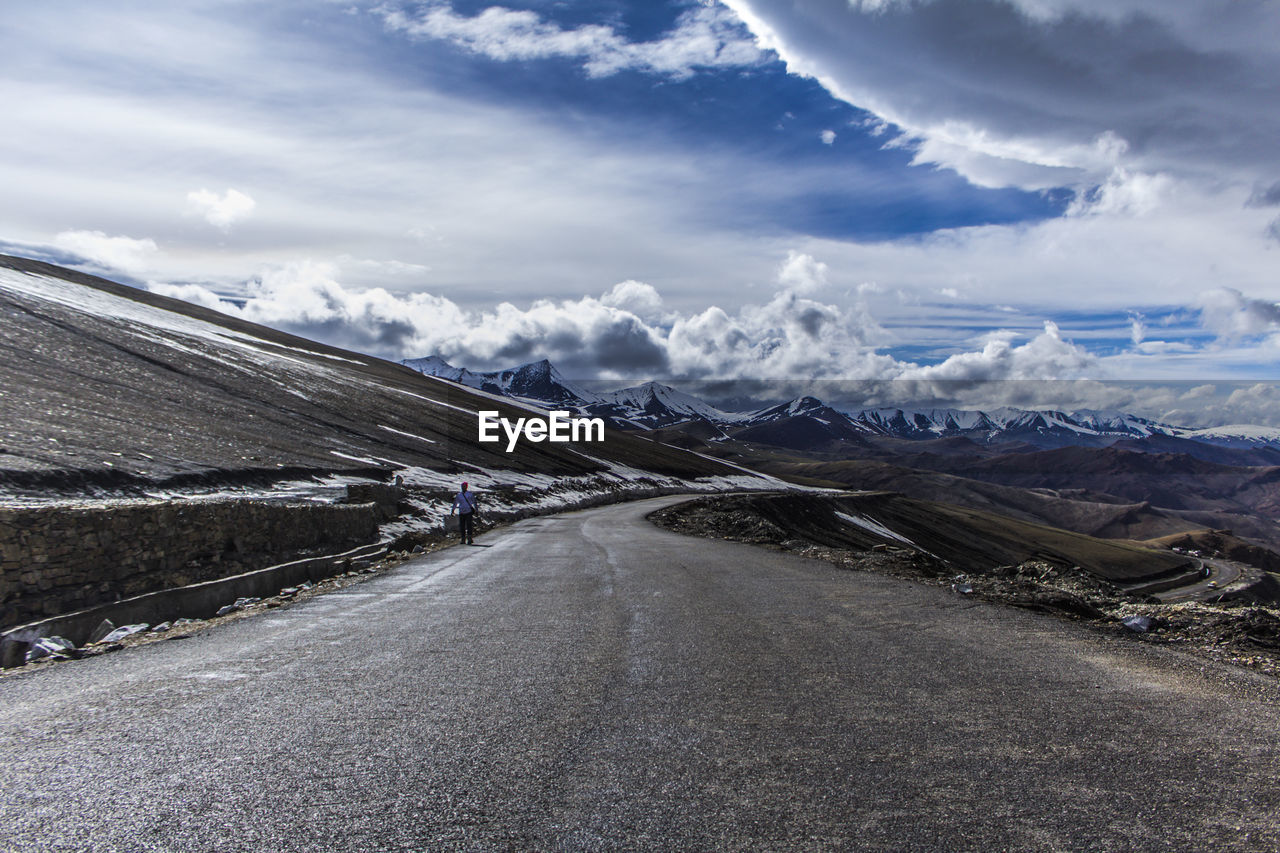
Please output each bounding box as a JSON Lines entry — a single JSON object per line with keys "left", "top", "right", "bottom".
{"left": 735, "top": 396, "right": 871, "bottom": 449}
{"left": 403, "top": 355, "right": 1280, "bottom": 451}
{"left": 589, "top": 381, "right": 745, "bottom": 429}
{"left": 845, "top": 407, "right": 1169, "bottom": 445}
{"left": 850, "top": 408, "right": 997, "bottom": 437}
{"left": 1176, "top": 424, "right": 1280, "bottom": 448}
{"left": 402, "top": 357, "right": 603, "bottom": 406}
{"left": 403, "top": 357, "right": 743, "bottom": 429}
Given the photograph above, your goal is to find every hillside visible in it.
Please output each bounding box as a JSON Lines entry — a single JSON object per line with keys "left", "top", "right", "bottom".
{"left": 0, "top": 256, "right": 761, "bottom": 515}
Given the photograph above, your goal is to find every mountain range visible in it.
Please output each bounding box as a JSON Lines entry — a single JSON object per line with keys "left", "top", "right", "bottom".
{"left": 403, "top": 356, "right": 1280, "bottom": 452}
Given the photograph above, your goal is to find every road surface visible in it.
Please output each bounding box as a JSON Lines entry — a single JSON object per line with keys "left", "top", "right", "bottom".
{"left": 3, "top": 496, "right": 1280, "bottom": 851}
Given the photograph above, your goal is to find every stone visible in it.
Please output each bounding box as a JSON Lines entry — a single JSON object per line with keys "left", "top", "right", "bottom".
{"left": 99, "top": 624, "right": 149, "bottom": 643}
{"left": 1122, "top": 614, "right": 1152, "bottom": 633}
{"left": 25, "top": 636, "right": 77, "bottom": 663}
{"left": 87, "top": 618, "right": 116, "bottom": 644}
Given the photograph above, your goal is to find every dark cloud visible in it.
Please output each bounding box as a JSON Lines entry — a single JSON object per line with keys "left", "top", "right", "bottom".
{"left": 1247, "top": 182, "right": 1280, "bottom": 208}
{"left": 728, "top": 0, "right": 1280, "bottom": 186}
{"left": 591, "top": 315, "right": 670, "bottom": 371}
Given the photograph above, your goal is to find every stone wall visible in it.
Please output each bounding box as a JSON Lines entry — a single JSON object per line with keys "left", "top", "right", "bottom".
{"left": 0, "top": 499, "right": 380, "bottom": 631}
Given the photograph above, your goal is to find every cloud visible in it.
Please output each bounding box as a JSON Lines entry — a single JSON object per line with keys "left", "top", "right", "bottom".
{"left": 1246, "top": 182, "right": 1280, "bottom": 209}
{"left": 899, "top": 322, "right": 1096, "bottom": 381}
{"left": 186, "top": 188, "right": 256, "bottom": 230}
{"left": 1128, "top": 313, "right": 1145, "bottom": 344}
{"left": 721, "top": 0, "right": 1280, "bottom": 192}
{"left": 600, "top": 280, "right": 665, "bottom": 323}
{"left": 1196, "top": 288, "right": 1280, "bottom": 342}
{"left": 150, "top": 255, "right": 1102, "bottom": 384}
{"left": 52, "top": 230, "right": 158, "bottom": 274}
{"left": 776, "top": 250, "right": 828, "bottom": 294}
{"left": 820, "top": 129, "right": 836, "bottom": 145}
{"left": 381, "top": 3, "right": 767, "bottom": 79}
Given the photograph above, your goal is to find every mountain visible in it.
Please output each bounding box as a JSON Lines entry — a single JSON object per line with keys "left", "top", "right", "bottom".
{"left": 403, "top": 355, "right": 1280, "bottom": 454}
{"left": 402, "top": 357, "right": 744, "bottom": 430}
{"left": 844, "top": 406, "right": 1167, "bottom": 447}
{"left": 728, "top": 396, "right": 873, "bottom": 451}
{"left": 402, "top": 356, "right": 601, "bottom": 406}
{"left": 1110, "top": 433, "right": 1280, "bottom": 467}
{"left": 0, "top": 255, "right": 758, "bottom": 506}
{"left": 1178, "top": 425, "right": 1280, "bottom": 448}
{"left": 850, "top": 407, "right": 998, "bottom": 437}
{"left": 587, "top": 381, "right": 744, "bottom": 430}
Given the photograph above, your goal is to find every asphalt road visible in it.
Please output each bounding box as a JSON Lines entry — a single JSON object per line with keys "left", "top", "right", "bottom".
{"left": 3, "top": 496, "right": 1280, "bottom": 852}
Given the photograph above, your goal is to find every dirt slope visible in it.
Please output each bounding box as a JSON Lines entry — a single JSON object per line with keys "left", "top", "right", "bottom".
{"left": 0, "top": 256, "right": 737, "bottom": 498}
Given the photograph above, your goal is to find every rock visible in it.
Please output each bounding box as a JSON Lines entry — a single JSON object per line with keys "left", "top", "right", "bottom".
{"left": 232, "top": 597, "right": 260, "bottom": 608}
{"left": 86, "top": 618, "right": 116, "bottom": 644}
{"left": 150, "top": 622, "right": 172, "bottom": 633}
{"left": 99, "top": 623, "right": 149, "bottom": 643}
{"left": 25, "top": 636, "right": 77, "bottom": 663}
{"left": 951, "top": 582, "right": 974, "bottom": 595}
{"left": 280, "top": 587, "right": 300, "bottom": 597}
{"left": 215, "top": 604, "right": 240, "bottom": 617}
{"left": 412, "top": 545, "right": 424, "bottom": 554}
{"left": 1122, "top": 614, "right": 1152, "bottom": 633}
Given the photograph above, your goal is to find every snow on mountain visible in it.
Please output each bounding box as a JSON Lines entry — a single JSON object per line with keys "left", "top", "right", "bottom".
{"left": 743, "top": 396, "right": 835, "bottom": 424}
{"left": 592, "top": 381, "right": 746, "bottom": 429}
{"left": 403, "top": 355, "right": 1280, "bottom": 450}
{"left": 1177, "top": 425, "right": 1280, "bottom": 447}
{"left": 402, "top": 357, "right": 603, "bottom": 406}
{"left": 404, "top": 357, "right": 746, "bottom": 429}
{"left": 850, "top": 408, "right": 997, "bottom": 436}
{"left": 846, "top": 407, "right": 1172, "bottom": 443}
{"left": 734, "top": 397, "right": 872, "bottom": 449}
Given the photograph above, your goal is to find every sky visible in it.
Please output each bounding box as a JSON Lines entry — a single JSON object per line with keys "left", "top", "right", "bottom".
{"left": 2, "top": 0, "right": 1279, "bottom": 421}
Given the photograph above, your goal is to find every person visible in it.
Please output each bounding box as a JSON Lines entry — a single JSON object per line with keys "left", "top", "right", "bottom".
{"left": 450, "top": 481, "right": 478, "bottom": 545}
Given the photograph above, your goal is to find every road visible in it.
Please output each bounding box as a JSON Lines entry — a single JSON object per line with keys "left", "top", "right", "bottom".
{"left": 3, "top": 495, "right": 1280, "bottom": 851}
{"left": 1157, "top": 558, "right": 1247, "bottom": 604}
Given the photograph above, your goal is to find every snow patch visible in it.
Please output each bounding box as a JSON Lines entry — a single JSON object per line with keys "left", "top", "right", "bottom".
{"left": 835, "top": 511, "right": 918, "bottom": 548}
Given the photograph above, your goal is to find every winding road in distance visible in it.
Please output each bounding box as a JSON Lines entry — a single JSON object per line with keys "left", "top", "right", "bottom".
{"left": 3, "top": 496, "right": 1279, "bottom": 851}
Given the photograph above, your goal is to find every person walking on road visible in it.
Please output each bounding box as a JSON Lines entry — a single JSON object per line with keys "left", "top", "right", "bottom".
{"left": 451, "top": 482, "right": 478, "bottom": 545}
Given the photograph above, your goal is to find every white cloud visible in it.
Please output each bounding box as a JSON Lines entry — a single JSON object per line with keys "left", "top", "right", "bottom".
{"left": 600, "top": 280, "right": 665, "bottom": 324}
{"left": 820, "top": 129, "right": 836, "bottom": 145}
{"left": 1128, "top": 313, "right": 1146, "bottom": 344}
{"left": 53, "top": 230, "right": 158, "bottom": 274}
{"left": 1196, "top": 288, "right": 1280, "bottom": 342}
{"left": 776, "top": 250, "right": 828, "bottom": 294}
{"left": 186, "top": 188, "right": 256, "bottom": 230}
{"left": 150, "top": 256, "right": 1101, "bottom": 384}
{"left": 381, "top": 3, "right": 766, "bottom": 79}
{"left": 1066, "top": 168, "right": 1172, "bottom": 217}
{"left": 900, "top": 322, "right": 1095, "bottom": 381}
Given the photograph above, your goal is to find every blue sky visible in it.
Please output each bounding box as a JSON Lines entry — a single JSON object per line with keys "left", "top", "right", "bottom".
{"left": 2, "top": 0, "right": 1279, "bottom": 419}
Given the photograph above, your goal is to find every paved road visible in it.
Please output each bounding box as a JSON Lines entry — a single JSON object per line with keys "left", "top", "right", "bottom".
{"left": 3, "top": 496, "right": 1280, "bottom": 852}
{"left": 1157, "top": 558, "right": 1246, "bottom": 604}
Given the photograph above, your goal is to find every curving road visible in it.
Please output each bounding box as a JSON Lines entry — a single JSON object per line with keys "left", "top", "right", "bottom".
{"left": 3, "top": 496, "right": 1280, "bottom": 851}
